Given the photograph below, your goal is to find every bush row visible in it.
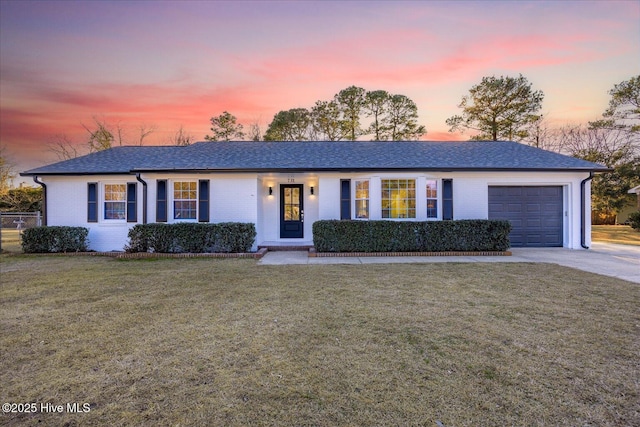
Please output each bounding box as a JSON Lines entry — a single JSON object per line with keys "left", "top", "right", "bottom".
{"left": 21, "top": 226, "right": 89, "bottom": 253}
{"left": 629, "top": 211, "right": 640, "bottom": 231}
{"left": 126, "top": 222, "right": 256, "bottom": 253}
{"left": 312, "top": 220, "right": 511, "bottom": 252}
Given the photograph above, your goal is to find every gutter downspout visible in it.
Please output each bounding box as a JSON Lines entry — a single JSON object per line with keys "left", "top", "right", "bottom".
{"left": 580, "top": 172, "right": 594, "bottom": 249}
{"left": 33, "top": 176, "right": 47, "bottom": 226}
{"left": 135, "top": 173, "right": 147, "bottom": 224}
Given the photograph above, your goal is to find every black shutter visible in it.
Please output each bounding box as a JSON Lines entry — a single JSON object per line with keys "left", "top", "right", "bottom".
{"left": 87, "top": 183, "right": 97, "bottom": 223}
{"left": 156, "top": 180, "right": 167, "bottom": 222}
{"left": 443, "top": 179, "right": 453, "bottom": 220}
{"left": 340, "top": 179, "right": 351, "bottom": 220}
{"left": 198, "top": 180, "right": 210, "bottom": 223}
{"left": 126, "top": 182, "right": 137, "bottom": 223}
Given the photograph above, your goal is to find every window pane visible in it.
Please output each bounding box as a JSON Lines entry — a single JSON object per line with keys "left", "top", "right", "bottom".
{"left": 426, "top": 180, "right": 437, "bottom": 198}
{"left": 174, "top": 201, "right": 196, "bottom": 219}
{"left": 381, "top": 179, "right": 415, "bottom": 219}
{"left": 355, "top": 181, "right": 369, "bottom": 199}
{"left": 105, "top": 202, "right": 126, "bottom": 219}
{"left": 427, "top": 200, "right": 438, "bottom": 218}
{"left": 355, "top": 200, "right": 369, "bottom": 219}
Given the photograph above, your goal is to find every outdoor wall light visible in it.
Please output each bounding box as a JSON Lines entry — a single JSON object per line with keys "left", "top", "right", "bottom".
{"left": 268, "top": 186, "right": 273, "bottom": 196}
{"left": 310, "top": 186, "right": 314, "bottom": 195}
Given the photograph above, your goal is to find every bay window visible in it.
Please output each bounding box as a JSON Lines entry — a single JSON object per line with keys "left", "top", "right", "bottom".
{"left": 381, "top": 179, "right": 416, "bottom": 219}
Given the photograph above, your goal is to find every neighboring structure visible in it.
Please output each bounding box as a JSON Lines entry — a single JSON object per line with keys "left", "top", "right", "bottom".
{"left": 629, "top": 185, "right": 640, "bottom": 209}
{"left": 21, "top": 141, "right": 609, "bottom": 251}
{"left": 618, "top": 185, "right": 640, "bottom": 224}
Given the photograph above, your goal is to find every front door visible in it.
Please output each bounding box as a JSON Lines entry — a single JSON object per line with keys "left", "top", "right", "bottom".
{"left": 280, "top": 184, "right": 304, "bottom": 238}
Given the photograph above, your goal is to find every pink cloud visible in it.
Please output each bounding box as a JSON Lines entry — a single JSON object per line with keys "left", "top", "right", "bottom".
{"left": 2, "top": 0, "right": 638, "bottom": 173}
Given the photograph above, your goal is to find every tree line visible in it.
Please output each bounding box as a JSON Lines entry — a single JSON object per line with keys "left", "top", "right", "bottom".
{"left": 204, "top": 86, "right": 426, "bottom": 142}
{"left": 1, "top": 74, "right": 638, "bottom": 219}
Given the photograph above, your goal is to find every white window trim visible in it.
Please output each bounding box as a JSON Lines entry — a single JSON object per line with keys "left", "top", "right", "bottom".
{"left": 101, "top": 182, "right": 127, "bottom": 222}
{"left": 426, "top": 178, "right": 439, "bottom": 220}
{"left": 171, "top": 180, "right": 198, "bottom": 222}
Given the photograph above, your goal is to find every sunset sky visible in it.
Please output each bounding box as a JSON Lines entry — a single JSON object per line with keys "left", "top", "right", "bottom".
{"left": 1, "top": 0, "right": 638, "bottom": 175}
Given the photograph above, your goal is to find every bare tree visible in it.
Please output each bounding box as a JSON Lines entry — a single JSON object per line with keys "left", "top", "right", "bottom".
{"left": 136, "top": 123, "right": 156, "bottom": 146}
{"left": 83, "top": 117, "right": 116, "bottom": 152}
{"left": 48, "top": 134, "right": 83, "bottom": 160}
{"left": 522, "top": 114, "right": 561, "bottom": 151}
{"left": 169, "top": 125, "right": 195, "bottom": 146}
{"left": 247, "top": 121, "right": 262, "bottom": 141}
{"left": 556, "top": 124, "right": 637, "bottom": 162}
{"left": 0, "top": 144, "right": 16, "bottom": 195}
{"left": 555, "top": 124, "right": 639, "bottom": 214}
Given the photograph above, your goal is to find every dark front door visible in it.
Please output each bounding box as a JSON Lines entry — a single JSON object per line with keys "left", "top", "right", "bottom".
{"left": 280, "top": 184, "right": 304, "bottom": 238}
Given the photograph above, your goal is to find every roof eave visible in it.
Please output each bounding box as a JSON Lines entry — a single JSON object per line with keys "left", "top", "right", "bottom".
{"left": 20, "top": 171, "right": 133, "bottom": 177}
{"left": 22, "top": 166, "right": 612, "bottom": 176}
{"left": 129, "top": 166, "right": 612, "bottom": 173}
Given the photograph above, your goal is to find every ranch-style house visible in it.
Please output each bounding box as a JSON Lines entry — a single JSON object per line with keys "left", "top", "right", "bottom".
{"left": 21, "top": 140, "right": 609, "bottom": 252}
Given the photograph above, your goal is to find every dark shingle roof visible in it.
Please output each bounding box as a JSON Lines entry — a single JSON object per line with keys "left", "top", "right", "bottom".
{"left": 22, "top": 141, "right": 609, "bottom": 175}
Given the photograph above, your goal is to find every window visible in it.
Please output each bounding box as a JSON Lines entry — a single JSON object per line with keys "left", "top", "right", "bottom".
{"left": 174, "top": 181, "right": 197, "bottom": 219}
{"left": 355, "top": 180, "right": 369, "bottom": 219}
{"left": 426, "top": 180, "right": 438, "bottom": 219}
{"left": 381, "top": 179, "right": 415, "bottom": 218}
{"left": 104, "top": 184, "right": 126, "bottom": 220}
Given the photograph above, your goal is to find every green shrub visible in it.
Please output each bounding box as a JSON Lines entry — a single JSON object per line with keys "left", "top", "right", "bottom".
{"left": 628, "top": 211, "right": 640, "bottom": 231}
{"left": 21, "top": 226, "right": 89, "bottom": 253}
{"left": 126, "top": 222, "right": 256, "bottom": 253}
{"left": 313, "top": 220, "right": 511, "bottom": 252}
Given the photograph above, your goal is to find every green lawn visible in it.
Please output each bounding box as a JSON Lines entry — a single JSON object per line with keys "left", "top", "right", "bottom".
{"left": 1, "top": 256, "right": 638, "bottom": 426}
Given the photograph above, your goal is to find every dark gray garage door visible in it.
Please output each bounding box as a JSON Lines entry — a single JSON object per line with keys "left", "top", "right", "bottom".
{"left": 488, "top": 186, "right": 563, "bottom": 247}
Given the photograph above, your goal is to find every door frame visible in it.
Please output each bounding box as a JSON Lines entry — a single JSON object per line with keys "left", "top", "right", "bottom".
{"left": 280, "top": 184, "right": 304, "bottom": 238}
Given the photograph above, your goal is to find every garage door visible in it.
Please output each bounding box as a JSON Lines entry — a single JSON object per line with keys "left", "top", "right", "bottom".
{"left": 488, "top": 186, "right": 563, "bottom": 247}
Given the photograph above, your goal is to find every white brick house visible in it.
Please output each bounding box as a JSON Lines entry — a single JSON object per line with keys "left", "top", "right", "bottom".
{"left": 22, "top": 141, "right": 609, "bottom": 252}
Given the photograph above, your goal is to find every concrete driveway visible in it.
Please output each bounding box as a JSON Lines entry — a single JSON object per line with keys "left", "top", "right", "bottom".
{"left": 511, "top": 242, "right": 639, "bottom": 284}
{"left": 258, "top": 242, "right": 640, "bottom": 284}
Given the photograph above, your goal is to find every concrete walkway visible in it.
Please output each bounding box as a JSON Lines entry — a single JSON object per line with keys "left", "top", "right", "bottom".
{"left": 258, "top": 242, "right": 640, "bottom": 284}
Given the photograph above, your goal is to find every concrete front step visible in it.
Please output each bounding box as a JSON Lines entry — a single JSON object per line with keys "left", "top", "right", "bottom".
{"left": 257, "top": 242, "right": 314, "bottom": 252}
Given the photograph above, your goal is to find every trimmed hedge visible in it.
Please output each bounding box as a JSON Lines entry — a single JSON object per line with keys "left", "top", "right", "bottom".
{"left": 629, "top": 211, "right": 640, "bottom": 231}
{"left": 126, "top": 222, "right": 256, "bottom": 253}
{"left": 21, "top": 226, "right": 89, "bottom": 253}
{"left": 313, "top": 220, "right": 511, "bottom": 252}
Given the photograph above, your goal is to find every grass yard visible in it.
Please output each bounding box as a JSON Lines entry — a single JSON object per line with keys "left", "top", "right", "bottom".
{"left": 592, "top": 224, "right": 640, "bottom": 246}
{"left": 1, "top": 257, "right": 638, "bottom": 426}
{"left": 0, "top": 229, "right": 22, "bottom": 253}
